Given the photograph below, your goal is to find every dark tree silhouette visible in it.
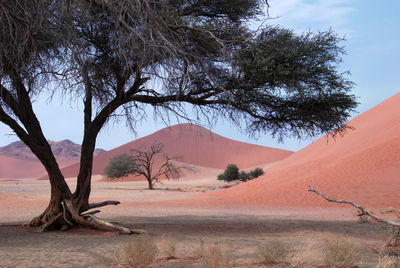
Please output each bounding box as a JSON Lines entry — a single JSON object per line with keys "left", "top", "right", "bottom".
{"left": 0, "top": 0, "right": 357, "bottom": 233}
{"left": 218, "top": 164, "right": 240, "bottom": 182}
{"left": 218, "top": 164, "right": 264, "bottom": 182}
{"left": 130, "top": 144, "right": 184, "bottom": 190}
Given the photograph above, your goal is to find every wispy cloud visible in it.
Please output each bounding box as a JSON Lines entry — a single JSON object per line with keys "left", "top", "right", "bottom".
{"left": 266, "top": 0, "right": 354, "bottom": 35}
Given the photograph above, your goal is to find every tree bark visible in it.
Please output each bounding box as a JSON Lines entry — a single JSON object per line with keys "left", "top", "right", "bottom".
{"left": 30, "top": 163, "right": 71, "bottom": 228}
{"left": 73, "top": 135, "right": 96, "bottom": 213}
{"left": 147, "top": 178, "right": 154, "bottom": 190}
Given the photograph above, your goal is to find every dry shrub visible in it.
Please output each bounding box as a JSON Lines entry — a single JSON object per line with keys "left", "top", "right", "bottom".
{"left": 202, "top": 243, "right": 233, "bottom": 268}
{"left": 159, "top": 235, "right": 178, "bottom": 260}
{"left": 257, "top": 239, "right": 290, "bottom": 264}
{"left": 113, "top": 234, "right": 158, "bottom": 268}
{"left": 322, "top": 237, "right": 359, "bottom": 268}
{"left": 376, "top": 255, "right": 400, "bottom": 268}
{"left": 193, "top": 239, "right": 205, "bottom": 258}
{"left": 289, "top": 241, "right": 320, "bottom": 267}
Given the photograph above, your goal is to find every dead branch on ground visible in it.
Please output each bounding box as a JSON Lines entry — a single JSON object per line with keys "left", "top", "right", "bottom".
{"left": 308, "top": 186, "right": 400, "bottom": 247}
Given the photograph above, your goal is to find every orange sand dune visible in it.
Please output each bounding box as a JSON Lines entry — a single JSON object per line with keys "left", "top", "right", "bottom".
{"left": 45, "top": 124, "right": 293, "bottom": 180}
{"left": 0, "top": 155, "right": 46, "bottom": 178}
{"left": 201, "top": 93, "right": 400, "bottom": 209}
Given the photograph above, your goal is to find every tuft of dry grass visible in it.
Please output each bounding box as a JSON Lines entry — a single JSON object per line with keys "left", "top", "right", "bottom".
{"left": 322, "top": 236, "right": 359, "bottom": 268}
{"left": 113, "top": 234, "right": 158, "bottom": 268}
{"left": 202, "top": 242, "right": 233, "bottom": 268}
{"left": 375, "top": 255, "right": 400, "bottom": 268}
{"left": 158, "top": 235, "right": 178, "bottom": 260}
{"left": 288, "top": 241, "right": 320, "bottom": 267}
{"left": 257, "top": 239, "right": 290, "bottom": 264}
{"left": 193, "top": 239, "right": 206, "bottom": 258}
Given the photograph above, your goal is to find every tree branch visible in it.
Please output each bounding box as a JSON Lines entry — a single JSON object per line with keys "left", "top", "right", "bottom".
{"left": 308, "top": 186, "right": 400, "bottom": 227}
{"left": 0, "top": 105, "right": 30, "bottom": 143}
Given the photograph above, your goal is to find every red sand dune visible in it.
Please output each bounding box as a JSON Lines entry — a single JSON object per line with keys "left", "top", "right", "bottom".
{"left": 202, "top": 93, "right": 400, "bottom": 209}
{"left": 47, "top": 124, "right": 293, "bottom": 180}
{"left": 0, "top": 155, "right": 46, "bottom": 178}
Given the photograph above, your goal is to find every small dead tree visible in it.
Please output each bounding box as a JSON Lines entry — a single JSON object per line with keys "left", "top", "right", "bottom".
{"left": 309, "top": 186, "right": 400, "bottom": 247}
{"left": 131, "top": 144, "right": 186, "bottom": 190}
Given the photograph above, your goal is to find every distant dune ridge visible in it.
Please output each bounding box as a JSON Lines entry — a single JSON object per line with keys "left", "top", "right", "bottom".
{"left": 0, "top": 140, "right": 105, "bottom": 178}
{"left": 50, "top": 124, "right": 294, "bottom": 180}
{"left": 205, "top": 93, "right": 400, "bottom": 209}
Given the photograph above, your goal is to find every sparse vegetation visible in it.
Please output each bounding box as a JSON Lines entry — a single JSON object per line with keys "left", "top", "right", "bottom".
{"left": 193, "top": 239, "right": 206, "bottom": 258}
{"left": 322, "top": 237, "right": 359, "bottom": 268}
{"left": 288, "top": 241, "right": 320, "bottom": 268}
{"left": 113, "top": 234, "right": 158, "bottom": 268}
{"left": 257, "top": 239, "right": 291, "bottom": 264}
{"left": 159, "top": 235, "right": 178, "bottom": 260}
{"left": 217, "top": 164, "right": 264, "bottom": 183}
{"left": 202, "top": 243, "right": 233, "bottom": 268}
{"left": 376, "top": 255, "right": 400, "bottom": 268}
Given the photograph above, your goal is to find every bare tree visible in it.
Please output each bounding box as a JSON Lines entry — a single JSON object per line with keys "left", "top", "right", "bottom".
{"left": 0, "top": 0, "right": 357, "bottom": 233}
{"left": 130, "top": 144, "right": 186, "bottom": 190}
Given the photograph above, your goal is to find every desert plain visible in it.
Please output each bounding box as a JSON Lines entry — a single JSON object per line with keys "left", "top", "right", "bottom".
{"left": 0, "top": 93, "right": 400, "bottom": 267}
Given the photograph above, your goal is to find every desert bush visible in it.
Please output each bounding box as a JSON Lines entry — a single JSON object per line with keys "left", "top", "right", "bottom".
{"left": 114, "top": 234, "right": 158, "bottom": 268}
{"left": 322, "top": 237, "right": 359, "bottom": 268}
{"left": 159, "top": 235, "right": 178, "bottom": 260}
{"left": 257, "top": 240, "right": 290, "bottom": 264}
{"left": 239, "top": 171, "right": 252, "bottom": 182}
{"left": 103, "top": 153, "right": 137, "bottom": 178}
{"left": 249, "top": 168, "right": 265, "bottom": 179}
{"left": 218, "top": 164, "right": 264, "bottom": 182}
{"left": 202, "top": 243, "right": 233, "bottom": 268}
{"left": 239, "top": 167, "right": 265, "bottom": 182}
{"left": 376, "top": 255, "right": 400, "bottom": 268}
{"left": 288, "top": 241, "right": 319, "bottom": 267}
{"left": 217, "top": 164, "right": 239, "bottom": 182}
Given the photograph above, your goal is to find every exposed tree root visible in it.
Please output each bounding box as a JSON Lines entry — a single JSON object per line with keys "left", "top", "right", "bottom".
{"left": 309, "top": 186, "right": 400, "bottom": 247}
{"left": 61, "top": 201, "right": 74, "bottom": 227}
{"left": 81, "top": 210, "right": 101, "bottom": 216}
{"left": 85, "top": 214, "right": 146, "bottom": 234}
{"left": 38, "top": 212, "right": 62, "bottom": 232}
{"left": 34, "top": 199, "right": 146, "bottom": 234}
{"left": 88, "top": 200, "right": 120, "bottom": 210}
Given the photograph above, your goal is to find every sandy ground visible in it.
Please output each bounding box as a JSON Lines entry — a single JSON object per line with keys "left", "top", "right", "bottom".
{"left": 0, "top": 177, "right": 396, "bottom": 268}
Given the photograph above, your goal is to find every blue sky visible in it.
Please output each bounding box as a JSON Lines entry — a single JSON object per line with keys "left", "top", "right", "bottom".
{"left": 0, "top": 0, "right": 399, "bottom": 151}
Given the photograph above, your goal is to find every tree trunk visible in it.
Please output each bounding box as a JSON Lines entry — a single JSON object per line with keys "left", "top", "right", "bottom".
{"left": 73, "top": 136, "right": 96, "bottom": 213}
{"left": 29, "top": 162, "right": 72, "bottom": 228}
{"left": 147, "top": 178, "right": 154, "bottom": 190}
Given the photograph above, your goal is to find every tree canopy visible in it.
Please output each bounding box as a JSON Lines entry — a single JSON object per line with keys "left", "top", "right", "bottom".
{"left": 103, "top": 153, "right": 137, "bottom": 179}
{"left": 0, "top": 0, "right": 357, "bottom": 233}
